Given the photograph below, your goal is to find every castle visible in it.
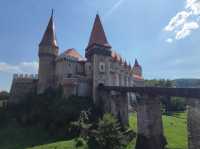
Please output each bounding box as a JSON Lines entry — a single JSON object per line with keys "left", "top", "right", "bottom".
{"left": 9, "top": 11, "right": 143, "bottom": 104}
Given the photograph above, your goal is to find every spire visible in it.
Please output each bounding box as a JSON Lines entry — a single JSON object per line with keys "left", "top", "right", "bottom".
{"left": 124, "top": 60, "right": 127, "bottom": 67}
{"left": 128, "top": 62, "right": 131, "bottom": 70}
{"left": 86, "top": 14, "right": 111, "bottom": 50}
{"left": 39, "top": 9, "right": 58, "bottom": 48}
{"left": 134, "top": 59, "right": 140, "bottom": 67}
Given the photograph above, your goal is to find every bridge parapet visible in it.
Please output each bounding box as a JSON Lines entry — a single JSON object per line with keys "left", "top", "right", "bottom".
{"left": 98, "top": 85, "right": 200, "bottom": 98}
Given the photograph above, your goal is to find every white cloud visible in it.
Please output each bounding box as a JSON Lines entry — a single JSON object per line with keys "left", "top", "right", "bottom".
{"left": 0, "top": 61, "right": 38, "bottom": 74}
{"left": 164, "top": 0, "right": 200, "bottom": 41}
{"left": 164, "top": 11, "right": 191, "bottom": 32}
{"left": 186, "top": 0, "right": 200, "bottom": 15}
{"left": 175, "top": 21, "right": 199, "bottom": 39}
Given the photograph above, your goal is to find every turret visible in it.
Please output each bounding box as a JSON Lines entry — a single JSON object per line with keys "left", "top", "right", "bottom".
{"left": 86, "top": 14, "right": 112, "bottom": 103}
{"left": 37, "top": 10, "right": 59, "bottom": 93}
{"left": 132, "top": 59, "right": 142, "bottom": 76}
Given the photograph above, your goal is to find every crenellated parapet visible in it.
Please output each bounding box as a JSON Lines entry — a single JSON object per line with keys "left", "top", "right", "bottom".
{"left": 9, "top": 74, "right": 38, "bottom": 104}
{"left": 13, "top": 73, "right": 38, "bottom": 80}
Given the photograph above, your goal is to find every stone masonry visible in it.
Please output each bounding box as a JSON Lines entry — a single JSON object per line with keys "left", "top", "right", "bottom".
{"left": 187, "top": 98, "right": 200, "bottom": 149}
{"left": 136, "top": 94, "right": 166, "bottom": 149}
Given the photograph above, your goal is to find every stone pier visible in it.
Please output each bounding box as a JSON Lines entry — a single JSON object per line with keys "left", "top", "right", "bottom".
{"left": 136, "top": 94, "right": 166, "bottom": 149}
{"left": 98, "top": 88, "right": 128, "bottom": 126}
{"left": 187, "top": 98, "right": 200, "bottom": 149}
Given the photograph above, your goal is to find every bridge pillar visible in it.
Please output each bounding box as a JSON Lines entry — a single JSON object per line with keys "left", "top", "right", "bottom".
{"left": 187, "top": 98, "right": 200, "bottom": 149}
{"left": 98, "top": 89, "right": 128, "bottom": 126}
{"left": 136, "top": 94, "right": 166, "bottom": 149}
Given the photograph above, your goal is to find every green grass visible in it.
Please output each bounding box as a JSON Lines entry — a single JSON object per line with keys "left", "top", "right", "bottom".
{"left": 163, "top": 112, "right": 188, "bottom": 149}
{"left": 27, "top": 140, "right": 80, "bottom": 149}
{"left": 0, "top": 112, "right": 187, "bottom": 149}
{"left": 129, "top": 112, "right": 188, "bottom": 149}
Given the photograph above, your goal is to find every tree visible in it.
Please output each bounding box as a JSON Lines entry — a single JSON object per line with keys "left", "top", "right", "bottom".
{"left": 0, "top": 91, "right": 9, "bottom": 100}
{"left": 73, "top": 113, "right": 135, "bottom": 149}
{"left": 171, "top": 97, "right": 186, "bottom": 111}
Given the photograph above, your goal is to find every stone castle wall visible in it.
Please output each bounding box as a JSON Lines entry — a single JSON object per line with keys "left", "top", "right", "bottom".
{"left": 62, "top": 77, "right": 92, "bottom": 97}
{"left": 9, "top": 74, "right": 38, "bottom": 104}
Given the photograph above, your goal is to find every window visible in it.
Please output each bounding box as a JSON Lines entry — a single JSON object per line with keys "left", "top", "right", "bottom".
{"left": 109, "top": 63, "right": 114, "bottom": 72}
{"left": 99, "top": 62, "right": 105, "bottom": 72}
{"left": 67, "top": 74, "right": 72, "bottom": 78}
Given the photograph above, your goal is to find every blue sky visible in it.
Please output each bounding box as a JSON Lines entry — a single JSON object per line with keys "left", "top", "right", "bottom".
{"left": 1, "top": 0, "right": 200, "bottom": 91}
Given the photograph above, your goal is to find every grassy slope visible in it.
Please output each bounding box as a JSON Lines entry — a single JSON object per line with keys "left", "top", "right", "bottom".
{"left": 129, "top": 112, "right": 188, "bottom": 149}
{"left": 163, "top": 113, "right": 188, "bottom": 149}
{"left": 0, "top": 112, "right": 187, "bottom": 149}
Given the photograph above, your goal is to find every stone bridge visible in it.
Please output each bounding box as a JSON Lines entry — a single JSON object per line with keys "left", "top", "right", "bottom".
{"left": 98, "top": 85, "right": 200, "bottom": 149}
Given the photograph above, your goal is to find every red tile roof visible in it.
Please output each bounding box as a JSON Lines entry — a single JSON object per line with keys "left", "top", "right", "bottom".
{"left": 64, "top": 48, "right": 82, "bottom": 59}
{"left": 87, "top": 14, "right": 111, "bottom": 49}
{"left": 111, "top": 51, "right": 121, "bottom": 62}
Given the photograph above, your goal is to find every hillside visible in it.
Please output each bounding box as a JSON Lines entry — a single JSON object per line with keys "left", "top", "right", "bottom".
{"left": 174, "top": 78, "right": 200, "bottom": 88}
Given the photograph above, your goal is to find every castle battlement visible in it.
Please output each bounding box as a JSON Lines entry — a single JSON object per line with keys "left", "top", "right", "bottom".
{"left": 13, "top": 73, "right": 38, "bottom": 80}
{"left": 10, "top": 73, "right": 38, "bottom": 103}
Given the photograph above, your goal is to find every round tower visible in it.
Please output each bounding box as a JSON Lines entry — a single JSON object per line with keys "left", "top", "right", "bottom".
{"left": 37, "top": 10, "right": 59, "bottom": 94}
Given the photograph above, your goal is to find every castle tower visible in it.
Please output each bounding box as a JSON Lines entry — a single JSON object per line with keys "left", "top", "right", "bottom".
{"left": 37, "top": 10, "right": 59, "bottom": 94}
{"left": 85, "top": 14, "right": 111, "bottom": 59}
{"left": 133, "top": 59, "right": 142, "bottom": 76}
{"left": 85, "top": 14, "right": 112, "bottom": 103}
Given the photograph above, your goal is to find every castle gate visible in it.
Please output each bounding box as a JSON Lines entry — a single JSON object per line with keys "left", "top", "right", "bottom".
{"left": 98, "top": 85, "right": 200, "bottom": 149}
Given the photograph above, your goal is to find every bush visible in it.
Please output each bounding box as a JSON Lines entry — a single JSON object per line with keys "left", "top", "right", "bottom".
{"left": 171, "top": 97, "right": 186, "bottom": 111}
{"left": 0, "top": 91, "right": 9, "bottom": 101}
{"left": 73, "top": 112, "right": 136, "bottom": 149}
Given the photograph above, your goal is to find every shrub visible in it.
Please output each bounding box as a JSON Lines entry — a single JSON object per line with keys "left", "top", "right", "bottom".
{"left": 73, "top": 112, "right": 136, "bottom": 149}
{"left": 0, "top": 91, "right": 9, "bottom": 101}
{"left": 171, "top": 97, "right": 186, "bottom": 111}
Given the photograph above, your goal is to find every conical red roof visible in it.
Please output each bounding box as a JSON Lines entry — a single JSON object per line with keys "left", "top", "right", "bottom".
{"left": 39, "top": 10, "right": 58, "bottom": 48}
{"left": 87, "top": 14, "right": 111, "bottom": 49}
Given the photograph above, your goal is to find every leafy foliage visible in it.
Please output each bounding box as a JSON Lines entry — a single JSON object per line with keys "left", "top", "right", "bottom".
{"left": 145, "top": 79, "right": 174, "bottom": 87}
{"left": 72, "top": 112, "right": 136, "bottom": 149}
{"left": 0, "top": 91, "right": 9, "bottom": 101}
{"left": 170, "top": 97, "right": 186, "bottom": 111}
